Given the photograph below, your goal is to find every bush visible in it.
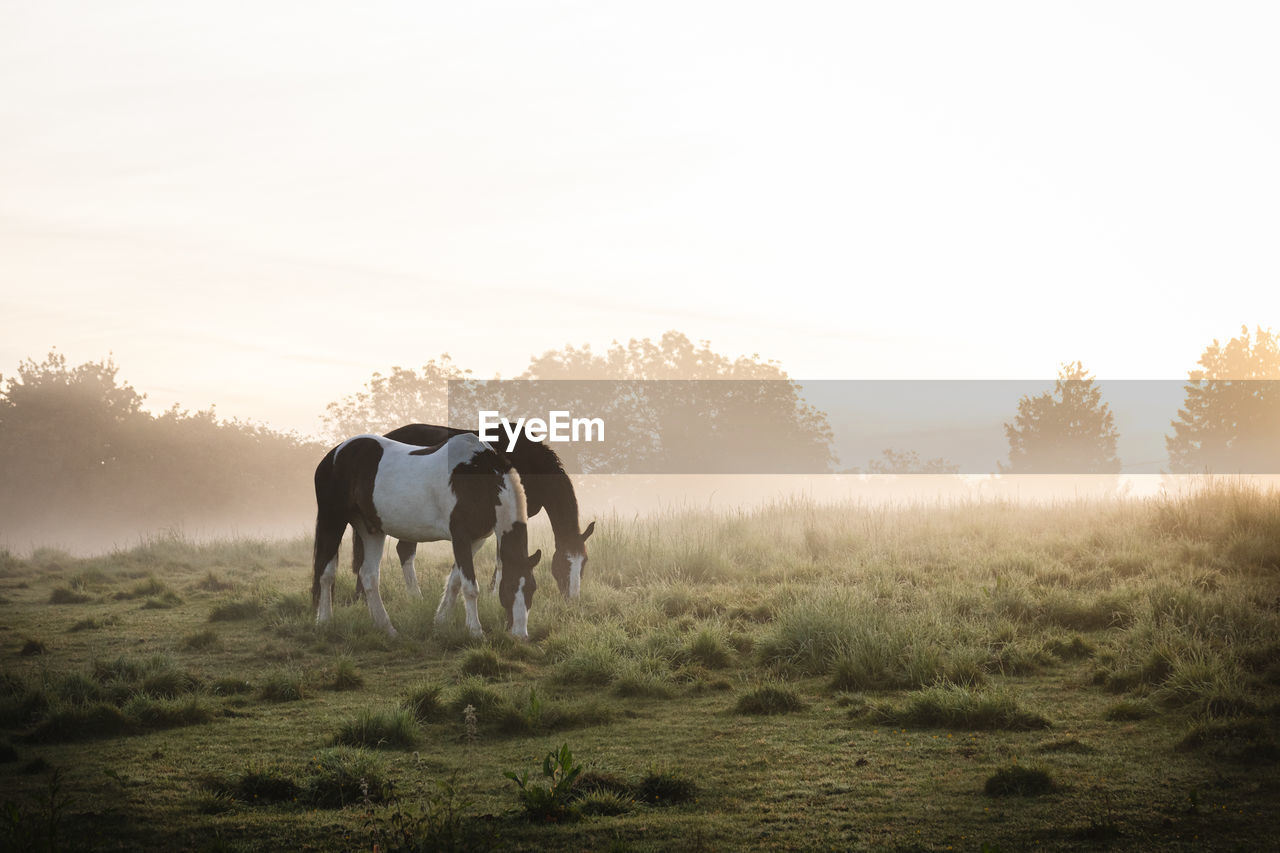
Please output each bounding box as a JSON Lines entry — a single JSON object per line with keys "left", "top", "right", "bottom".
{"left": 984, "top": 765, "right": 1057, "bottom": 796}
{"left": 331, "top": 708, "right": 420, "bottom": 750}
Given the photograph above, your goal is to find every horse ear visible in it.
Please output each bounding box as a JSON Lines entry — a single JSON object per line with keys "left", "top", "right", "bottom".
{"left": 582, "top": 521, "right": 596, "bottom": 541}
{"left": 529, "top": 549, "right": 542, "bottom": 568}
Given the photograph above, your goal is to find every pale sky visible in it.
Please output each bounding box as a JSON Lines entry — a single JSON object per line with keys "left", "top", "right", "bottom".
{"left": 2, "top": 1, "right": 1276, "bottom": 437}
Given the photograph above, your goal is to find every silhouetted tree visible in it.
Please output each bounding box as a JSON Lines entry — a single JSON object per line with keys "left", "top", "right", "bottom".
{"left": 476, "top": 332, "right": 836, "bottom": 473}
{"left": 0, "top": 350, "right": 322, "bottom": 547}
{"left": 1167, "top": 326, "right": 1280, "bottom": 473}
{"left": 321, "top": 356, "right": 469, "bottom": 441}
{"left": 1000, "top": 362, "right": 1120, "bottom": 474}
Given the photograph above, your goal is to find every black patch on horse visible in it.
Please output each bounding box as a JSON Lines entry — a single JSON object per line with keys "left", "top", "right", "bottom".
{"left": 447, "top": 447, "right": 510, "bottom": 542}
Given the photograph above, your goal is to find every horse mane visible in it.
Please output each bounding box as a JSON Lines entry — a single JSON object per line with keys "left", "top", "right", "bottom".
{"left": 511, "top": 435, "right": 581, "bottom": 543}
{"left": 506, "top": 466, "right": 528, "bottom": 522}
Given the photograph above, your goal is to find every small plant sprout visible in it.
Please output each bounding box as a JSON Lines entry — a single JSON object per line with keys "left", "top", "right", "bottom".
{"left": 505, "top": 742, "right": 583, "bottom": 822}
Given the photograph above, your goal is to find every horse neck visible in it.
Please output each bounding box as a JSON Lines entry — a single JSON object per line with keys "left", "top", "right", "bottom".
{"left": 513, "top": 440, "right": 579, "bottom": 546}
{"left": 496, "top": 469, "right": 529, "bottom": 532}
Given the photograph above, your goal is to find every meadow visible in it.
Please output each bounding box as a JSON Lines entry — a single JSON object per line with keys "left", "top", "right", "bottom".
{"left": 1, "top": 483, "right": 1278, "bottom": 851}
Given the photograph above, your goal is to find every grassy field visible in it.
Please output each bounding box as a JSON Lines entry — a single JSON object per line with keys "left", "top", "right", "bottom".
{"left": 2, "top": 484, "right": 1279, "bottom": 851}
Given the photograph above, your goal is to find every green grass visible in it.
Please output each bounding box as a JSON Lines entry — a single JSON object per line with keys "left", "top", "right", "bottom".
{"left": 984, "top": 765, "right": 1058, "bottom": 796}
{"left": 734, "top": 684, "right": 805, "bottom": 715}
{"left": 865, "top": 685, "right": 1052, "bottom": 731}
{"left": 331, "top": 707, "right": 421, "bottom": 749}
{"left": 0, "top": 484, "right": 1278, "bottom": 850}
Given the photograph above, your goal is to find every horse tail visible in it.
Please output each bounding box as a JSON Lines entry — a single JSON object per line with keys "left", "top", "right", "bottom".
{"left": 312, "top": 444, "right": 345, "bottom": 610}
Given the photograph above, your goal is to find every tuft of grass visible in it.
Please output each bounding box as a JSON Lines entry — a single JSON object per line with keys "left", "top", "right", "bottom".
{"left": 181, "top": 629, "right": 221, "bottom": 651}
{"left": 984, "top": 764, "right": 1057, "bottom": 797}
{"left": 114, "top": 576, "right": 172, "bottom": 601}
{"left": 1035, "top": 737, "right": 1096, "bottom": 754}
{"left": 331, "top": 707, "right": 421, "bottom": 750}
{"left": 329, "top": 657, "right": 364, "bottom": 691}
{"left": 576, "top": 789, "right": 634, "bottom": 816}
{"left": 459, "top": 647, "right": 511, "bottom": 679}
{"left": 67, "top": 615, "right": 116, "bottom": 633}
{"left": 735, "top": 684, "right": 805, "bottom": 716}
{"left": 1104, "top": 699, "right": 1157, "bottom": 722}
{"left": 141, "top": 591, "right": 184, "bottom": 609}
{"left": 195, "top": 571, "right": 237, "bottom": 592}
{"left": 611, "top": 660, "right": 676, "bottom": 699}
{"left": 1176, "top": 717, "right": 1280, "bottom": 764}
{"left": 25, "top": 696, "right": 213, "bottom": 743}
{"left": 403, "top": 683, "right": 446, "bottom": 723}
{"left": 209, "top": 599, "right": 264, "bottom": 622}
{"left": 305, "top": 748, "right": 390, "bottom": 807}
{"left": 491, "top": 687, "right": 615, "bottom": 737}
{"left": 259, "top": 668, "right": 307, "bottom": 702}
{"left": 1045, "top": 635, "right": 1095, "bottom": 661}
{"left": 638, "top": 769, "right": 698, "bottom": 806}
{"left": 219, "top": 767, "right": 302, "bottom": 804}
{"left": 687, "top": 627, "right": 733, "bottom": 669}
{"left": 866, "top": 686, "right": 1051, "bottom": 731}
{"left": 211, "top": 677, "right": 254, "bottom": 696}
{"left": 552, "top": 643, "right": 620, "bottom": 687}
{"left": 49, "top": 586, "right": 92, "bottom": 605}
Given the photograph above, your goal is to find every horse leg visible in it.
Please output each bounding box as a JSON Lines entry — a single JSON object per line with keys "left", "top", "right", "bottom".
{"left": 312, "top": 513, "right": 345, "bottom": 624}
{"left": 356, "top": 528, "right": 396, "bottom": 637}
{"left": 352, "top": 529, "right": 365, "bottom": 601}
{"left": 453, "top": 536, "right": 484, "bottom": 638}
{"left": 397, "top": 540, "right": 422, "bottom": 598}
{"left": 434, "top": 566, "right": 463, "bottom": 626}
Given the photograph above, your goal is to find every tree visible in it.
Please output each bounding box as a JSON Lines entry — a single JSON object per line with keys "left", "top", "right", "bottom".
{"left": 493, "top": 332, "right": 836, "bottom": 473}
{"left": 0, "top": 350, "right": 323, "bottom": 548}
{"left": 1000, "top": 362, "right": 1120, "bottom": 474}
{"left": 1166, "top": 326, "right": 1280, "bottom": 473}
{"left": 321, "top": 356, "right": 470, "bottom": 441}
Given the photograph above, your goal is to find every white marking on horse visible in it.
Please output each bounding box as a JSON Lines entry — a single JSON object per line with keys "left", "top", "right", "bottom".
{"left": 511, "top": 576, "right": 530, "bottom": 640}
{"left": 568, "top": 553, "right": 584, "bottom": 598}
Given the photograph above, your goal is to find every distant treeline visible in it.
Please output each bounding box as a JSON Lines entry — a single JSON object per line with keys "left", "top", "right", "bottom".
{"left": 0, "top": 352, "right": 323, "bottom": 549}
{"left": 2, "top": 327, "right": 1277, "bottom": 550}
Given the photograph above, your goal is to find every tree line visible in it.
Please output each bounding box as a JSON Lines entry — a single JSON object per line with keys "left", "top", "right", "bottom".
{"left": 0, "top": 327, "right": 1275, "bottom": 547}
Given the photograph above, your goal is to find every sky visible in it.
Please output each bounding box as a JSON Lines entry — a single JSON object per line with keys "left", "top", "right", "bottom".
{"left": 2, "top": 1, "right": 1277, "bottom": 438}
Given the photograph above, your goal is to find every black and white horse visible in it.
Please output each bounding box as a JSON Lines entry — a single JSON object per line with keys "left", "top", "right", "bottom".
{"left": 352, "top": 424, "right": 594, "bottom": 599}
{"left": 312, "top": 432, "right": 541, "bottom": 639}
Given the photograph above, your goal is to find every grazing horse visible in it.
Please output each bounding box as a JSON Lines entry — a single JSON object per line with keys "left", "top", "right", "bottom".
{"left": 312, "top": 432, "right": 541, "bottom": 639}
{"left": 352, "top": 424, "right": 595, "bottom": 599}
